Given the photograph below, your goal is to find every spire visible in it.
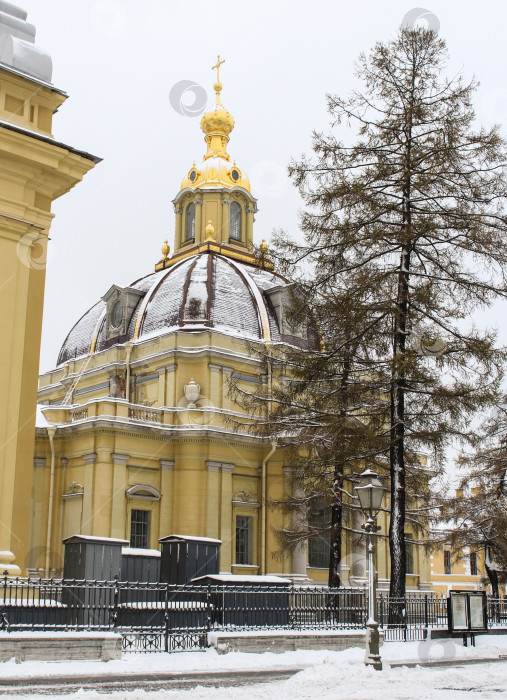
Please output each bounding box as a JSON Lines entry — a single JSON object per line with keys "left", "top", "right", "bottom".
{"left": 200, "top": 55, "right": 235, "bottom": 160}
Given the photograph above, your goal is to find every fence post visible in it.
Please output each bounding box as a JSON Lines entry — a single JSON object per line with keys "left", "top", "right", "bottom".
{"left": 164, "top": 584, "right": 169, "bottom": 653}
{"left": 110, "top": 575, "right": 119, "bottom": 629}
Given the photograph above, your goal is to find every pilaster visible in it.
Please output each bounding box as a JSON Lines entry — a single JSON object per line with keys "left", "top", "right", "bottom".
{"left": 81, "top": 453, "right": 97, "bottom": 536}
{"left": 110, "top": 453, "right": 129, "bottom": 540}
{"left": 283, "top": 466, "right": 308, "bottom": 579}
{"left": 219, "top": 463, "right": 234, "bottom": 571}
{"left": 159, "top": 459, "right": 174, "bottom": 539}
{"left": 221, "top": 198, "right": 231, "bottom": 242}
{"left": 194, "top": 199, "right": 203, "bottom": 243}
{"left": 206, "top": 461, "right": 221, "bottom": 540}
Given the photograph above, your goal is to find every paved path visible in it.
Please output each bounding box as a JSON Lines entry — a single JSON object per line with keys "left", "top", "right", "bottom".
{"left": 0, "top": 668, "right": 302, "bottom": 695}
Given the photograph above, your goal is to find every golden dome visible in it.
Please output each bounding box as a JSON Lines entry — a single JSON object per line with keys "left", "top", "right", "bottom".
{"left": 180, "top": 57, "right": 250, "bottom": 192}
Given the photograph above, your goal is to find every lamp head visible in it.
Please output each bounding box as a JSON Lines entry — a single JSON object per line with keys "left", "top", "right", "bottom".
{"left": 354, "top": 469, "right": 385, "bottom": 518}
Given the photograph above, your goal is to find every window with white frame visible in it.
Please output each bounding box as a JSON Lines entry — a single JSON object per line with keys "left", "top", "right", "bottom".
{"left": 130, "top": 509, "right": 150, "bottom": 549}
{"left": 185, "top": 203, "right": 195, "bottom": 241}
{"left": 235, "top": 515, "right": 253, "bottom": 565}
{"left": 229, "top": 202, "right": 242, "bottom": 241}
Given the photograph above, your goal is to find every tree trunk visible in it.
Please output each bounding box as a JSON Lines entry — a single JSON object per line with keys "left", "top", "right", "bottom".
{"left": 328, "top": 470, "right": 343, "bottom": 588}
{"left": 389, "top": 242, "right": 411, "bottom": 598}
{"left": 485, "top": 544, "right": 500, "bottom": 599}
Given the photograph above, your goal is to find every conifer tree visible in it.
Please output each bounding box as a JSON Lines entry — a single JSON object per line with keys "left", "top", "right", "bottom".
{"left": 443, "top": 401, "right": 507, "bottom": 598}
{"left": 269, "top": 28, "right": 507, "bottom": 596}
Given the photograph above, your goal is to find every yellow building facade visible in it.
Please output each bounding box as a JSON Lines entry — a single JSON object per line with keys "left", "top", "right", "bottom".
{"left": 29, "top": 62, "right": 431, "bottom": 589}
{"left": 0, "top": 4, "right": 98, "bottom": 575}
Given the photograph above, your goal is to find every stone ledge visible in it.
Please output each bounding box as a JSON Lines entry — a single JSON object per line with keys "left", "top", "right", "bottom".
{"left": 208, "top": 630, "right": 379, "bottom": 655}
{"left": 0, "top": 633, "right": 122, "bottom": 663}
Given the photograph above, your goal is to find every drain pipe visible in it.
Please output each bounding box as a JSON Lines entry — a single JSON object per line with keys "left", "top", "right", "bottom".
{"left": 125, "top": 342, "right": 133, "bottom": 403}
{"left": 261, "top": 440, "right": 277, "bottom": 575}
{"left": 45, "top": 425, "right": 57, "bottom": 578}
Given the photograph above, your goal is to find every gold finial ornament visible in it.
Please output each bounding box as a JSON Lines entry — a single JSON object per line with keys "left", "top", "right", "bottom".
{"left": 161, "top": 239, "right": 170, "bottom": 261}
{"left": 257, "top": 239, "right": 270, "bottom": 270}
{"left": 205, "top": 220, "right": 215, "bottom": 240}
{"left": 212, "top": 55, "right": 225, "bottom": 105}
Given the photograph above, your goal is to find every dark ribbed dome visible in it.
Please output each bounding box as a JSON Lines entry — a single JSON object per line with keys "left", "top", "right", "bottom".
{"left": 57, "top": 252, "right": 287, "bottom": 366}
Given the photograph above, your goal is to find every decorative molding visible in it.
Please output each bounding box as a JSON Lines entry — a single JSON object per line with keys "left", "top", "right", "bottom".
{"left": 160, "top": 459, "right": 174, "bottom": 471}
{"left": 222, "top": 198, "right": 231, "bottom": 205}
{"left": 126, "top": 484, "right": 162, "bottom": 499}
{"left": 33, "top": 457, "right": 46, "bottom": 469}
{"left": 233, "top": 489, "right": 255, "bottom": 502}
{"left": 111, "top": 453, "right": 129, "bottom": 466}
{"left": 208, "top": 363, "right": 223, "bottom": 372}
{"left": 82, "top": 453, "right": 97, "bottom": 465}
{"left": 283, "top": 466, "right": 295, "bottom": 476}
{"left": 232, "top": 500, "right": 260, "bottom": 509}
{"left": 221, "top": 463, "right": 234, "bottom": 473}
{"left": 65, "top": 481, "right": 83, "bottom": 495}
{"left": 135, "top": 373, "right": 159, "bottom": 385}
{"left": 61, "top": 457, "right": 68, "bottom": 469}
{"left": 206, "top": 461, "right": 221, "bottom": 471}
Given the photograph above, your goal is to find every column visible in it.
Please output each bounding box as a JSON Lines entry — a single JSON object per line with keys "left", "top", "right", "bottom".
{"left": 246, "top": 207, "right": 254, "bottom": 250}
{"left": 219, "top": 463, "right": 234, "bottom": 572}
{"left": 221, "top": 198, "right": 231, "bottom": 243}
{"left": 174, "top": 207, "right": 183, "bottom": 250}
{"left": 27, "top": 457, "right": 46, "bottom": 573}
{"left": 81, "top": 453, "right": 97, "bottom": 536}
{"left": 110, "top": 453, "right": 129, "bottom": 540}
{"left": 166, "top": 364, "right": 177, "bottom": 410}
{"left": 206, "top": 461, "right": 221, "bottom": 540}
{"left": 194, "top": 199, "right": 203, "bottom": 243}
{"left": 283, "top": 467, "right": 308, "bottom": 578}
{"left": 159, "top": 460, "right": 174, "bottom": 539}
{"left": 157, "top": 366, "right": 166, "bottom": 407}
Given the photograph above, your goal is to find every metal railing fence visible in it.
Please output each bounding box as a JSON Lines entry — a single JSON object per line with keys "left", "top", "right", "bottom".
{"left": 1, "top": 575, "right": 505, "bottom": 650}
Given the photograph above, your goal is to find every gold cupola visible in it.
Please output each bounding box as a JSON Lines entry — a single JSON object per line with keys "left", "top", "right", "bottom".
{"left": 162, "top": 57, "right": 263, "bottom": 272}
{"left": 180, "top": 56, "right": 250, "bottom": 192}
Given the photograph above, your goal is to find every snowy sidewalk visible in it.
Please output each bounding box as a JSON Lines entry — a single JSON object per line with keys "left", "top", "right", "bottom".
{"left": 0, "top": 634, "right": 505, "bottom": 698}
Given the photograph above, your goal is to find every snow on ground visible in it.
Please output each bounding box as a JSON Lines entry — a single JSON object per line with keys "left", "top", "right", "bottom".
{"left": 1, "top": 635, "right": 506, "bottom": 699}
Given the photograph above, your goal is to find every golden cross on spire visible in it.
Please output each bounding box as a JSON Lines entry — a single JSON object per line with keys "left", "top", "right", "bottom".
{"left": 212, "top": 55, "right": 225, "bottom": 82}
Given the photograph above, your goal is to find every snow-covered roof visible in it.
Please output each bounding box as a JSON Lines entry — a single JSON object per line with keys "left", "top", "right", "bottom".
{"left": 121, "top": 547, "right": 161, "bottom": 557}
{"left": 192, "top": 574, "right": 291, "bottom": 584}
{"left": 57, "top": 251, "right": 291, "bottom": 366}
{"left": 159, "top": 534, "right": 222, "bottom": 544}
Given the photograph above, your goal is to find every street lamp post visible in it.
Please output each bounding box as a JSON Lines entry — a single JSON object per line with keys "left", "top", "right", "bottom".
{"left": 354, "top": 468, "right": 385, "bottom": 671}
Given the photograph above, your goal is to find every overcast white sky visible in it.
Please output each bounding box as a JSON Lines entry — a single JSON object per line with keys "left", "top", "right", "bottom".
{"left": 24, "top": 0, "right": 507, "bottom": 375}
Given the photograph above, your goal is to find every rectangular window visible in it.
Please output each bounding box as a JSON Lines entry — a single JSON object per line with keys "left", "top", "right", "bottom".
{"left": 405, "top": 534, "right": 415, "bottom": 574}
{"left": 235, "top": 515, "right": 253, "bottom": 565}
{"left": 130, "top": 509, "right": 150, "bottom": 549}
{"left": 308, "top": 507, "right": 330, "bottom": 569}
{"left": 444, "top": 550, "right": 452, "bottom": 575}
{"left": 470, "top": 552, "right": 478, "bottom": 576}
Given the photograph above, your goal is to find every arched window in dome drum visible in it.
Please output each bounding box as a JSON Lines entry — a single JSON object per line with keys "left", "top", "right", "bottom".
{"left": 185, "top": 202, "right": 195, "bottom": 241}
{"left": 230, "top": 202, "right": 242, "bottom": 241}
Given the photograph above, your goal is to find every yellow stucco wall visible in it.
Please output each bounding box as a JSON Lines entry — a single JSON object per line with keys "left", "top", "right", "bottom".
{"left": 0, "top": 65, "right": 97, "bottom": 575}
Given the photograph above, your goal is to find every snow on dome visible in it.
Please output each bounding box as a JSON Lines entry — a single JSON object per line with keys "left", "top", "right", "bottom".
{"left": 57, "top": 252, "right": 289, "bottom": 367}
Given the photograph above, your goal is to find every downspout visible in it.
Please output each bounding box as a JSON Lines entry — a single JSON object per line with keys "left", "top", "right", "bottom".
{"left": 125, "top": 342, "right": 133, "bottom": 402}
{"left": 261, "top": 440, "right": 277, "bottom": 575}
{"left": 45, "top": 425, "right": 57, "bottom": 578}
{"left": 260, "top": 341, "right": 276, "bottom": 575}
